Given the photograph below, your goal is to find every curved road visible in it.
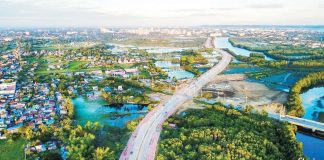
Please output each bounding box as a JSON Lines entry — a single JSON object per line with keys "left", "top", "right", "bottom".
{"left": 120, "top": 49, "right": 232, "bottom": 160}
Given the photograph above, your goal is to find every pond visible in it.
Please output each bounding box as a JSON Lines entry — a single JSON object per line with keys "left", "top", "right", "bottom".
{"left": 154, "top": 61, "right": 180, "bottom": 69}
{"left": 154, "top": 61, "right": 195, "bottom": 80}
{"left": 224, "top": 67, "right": 260, "bottom": 74}
{"left": 301, "top": 87, "right": 324, "bottom": 122}
{"left": 73, "top": 96, "right": 148, "bottom": 127}
{"left": 198, "top": 68, "right": 209, "bottom": 73}
{"left": 214, "top": 37, "right": 273, "bottom": 61}
{"left": 144, "top": 48, "right": 186, "bottom": 54}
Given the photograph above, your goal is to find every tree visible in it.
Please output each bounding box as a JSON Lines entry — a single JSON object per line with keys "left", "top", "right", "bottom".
{"left": 21, "top": 126, "right": 33, "bottom": 141}
{"left": 92, "top": 147, "right": 114, "bottom": 160}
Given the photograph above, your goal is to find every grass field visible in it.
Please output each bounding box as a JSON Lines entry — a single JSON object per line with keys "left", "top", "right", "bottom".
{"left": 35, "top": 60, "right": 137, "bottom": 75}
{"left": 67, "top": 61, "right": 88, "bottom": 70}
{"left": 0, "top": 138, "right": 26, "bottom": 160}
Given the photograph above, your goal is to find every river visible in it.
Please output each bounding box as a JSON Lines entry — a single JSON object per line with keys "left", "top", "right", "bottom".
{"left": 72, "top": 96, "right": 147, "bottom": 127}
{"left": 296, "top": 133, "right": 324, "bottom": 159}
{"left": 214, "top": 37, "right": 273, "bottom": 61}
{"left": 301, "top": 87, "right": 324, "bottom": 122}
{"left": 296, "top": 86, "right": 324, "bottom": 160}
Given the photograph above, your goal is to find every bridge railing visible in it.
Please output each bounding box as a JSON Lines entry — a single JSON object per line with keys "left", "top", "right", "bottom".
{"left": 284, "top": 115, "right": 324, "bottom": 127}
{"left": 268, "top": 113, "right": 324, "bottom": 131}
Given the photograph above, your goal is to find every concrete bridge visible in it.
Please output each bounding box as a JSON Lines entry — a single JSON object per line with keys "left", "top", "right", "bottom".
{"left": 269, "top": 113, "right": 324, "bottom": 132}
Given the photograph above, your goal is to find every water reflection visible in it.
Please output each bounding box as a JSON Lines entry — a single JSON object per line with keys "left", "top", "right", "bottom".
{"left": 301, "top": 87, "right": 324, "bottom": 122}
{"left": 73, "top": 97, "right": 147, "bottom": 127}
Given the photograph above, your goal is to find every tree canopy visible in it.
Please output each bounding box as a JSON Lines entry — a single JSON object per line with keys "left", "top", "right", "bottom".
{"left": 158, "top": 105, "right": 304, "bottom": 160}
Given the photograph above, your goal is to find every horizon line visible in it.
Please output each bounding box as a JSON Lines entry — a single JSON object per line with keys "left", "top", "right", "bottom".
{"left": 1, "top": 24, "right": 324, "bottom": 29}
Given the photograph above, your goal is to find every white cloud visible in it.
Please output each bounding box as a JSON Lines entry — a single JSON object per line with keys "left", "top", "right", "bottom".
{"left": 0, "top": 0, "right": 323, "bottom": 27}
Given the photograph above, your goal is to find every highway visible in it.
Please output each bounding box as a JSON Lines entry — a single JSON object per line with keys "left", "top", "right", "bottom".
{"left": 120, "top": 48, "right": 232, "bottom": 160}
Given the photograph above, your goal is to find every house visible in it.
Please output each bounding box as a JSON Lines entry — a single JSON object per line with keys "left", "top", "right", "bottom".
{"left": 110, "top": 69, "right": 126, "bottom": 77}
{"left": 103, "top": 87, "right": 113, "bottom": 93}
{"left": 91, "top": 70, "right": 102, "bottom": 76}
{"left": 125, "top": 68, "right": 139, "bottom": 75}
{"left": 35, "top": 144, "right": 47, "bottom": 152}
{"left": 7, "top": 123, "right": 23, "bottom": 133}
{"left": 0, "top": 119, "right": 7, "bottom": 129}
{"left": 93, "top": 86, "right": 98, "bottom": 91}
{"left": 0, "top": 109, "right": 7, "bottom": 119}
{"left": 118, "top": 86, "right": 123, "bottom": 91}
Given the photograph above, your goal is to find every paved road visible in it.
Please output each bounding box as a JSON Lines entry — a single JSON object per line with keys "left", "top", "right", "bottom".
{"left": 120, "top": 49, "right": 232, "bottom": 160}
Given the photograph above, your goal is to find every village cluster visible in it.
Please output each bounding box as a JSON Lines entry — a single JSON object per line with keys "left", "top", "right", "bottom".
{"left": 0, "top": 48, "right": 72, "bottom": 156}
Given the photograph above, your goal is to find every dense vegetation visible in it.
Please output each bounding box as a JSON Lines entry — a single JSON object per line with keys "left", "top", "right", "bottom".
{"left": 180, "top": 50, "right": 208, "bottom": 75}
{"left": 158, "top": 104, "right": 304, "bottom": 160}
{"left": 287, "top": 71, "right": 324, "bottom": 117}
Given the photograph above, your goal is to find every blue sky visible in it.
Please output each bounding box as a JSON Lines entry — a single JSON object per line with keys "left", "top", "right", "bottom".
{"left": 0, "top": 0, "right": 323, "bottom": 27}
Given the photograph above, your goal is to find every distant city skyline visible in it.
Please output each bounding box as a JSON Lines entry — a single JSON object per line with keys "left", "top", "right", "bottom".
{"left": 0, "top": 0, "right": 323, "bottom": 27}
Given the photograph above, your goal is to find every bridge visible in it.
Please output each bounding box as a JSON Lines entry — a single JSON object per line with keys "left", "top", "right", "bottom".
{"left": 269, "top": 113, "right": 324, "bottom": 132}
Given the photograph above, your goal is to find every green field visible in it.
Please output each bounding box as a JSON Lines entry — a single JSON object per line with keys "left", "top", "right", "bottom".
{"left": 35, "top": 58, "right": 138, "bottom": 75}
{"left": 0, "top": 138, "right": 26, "bottom": 160}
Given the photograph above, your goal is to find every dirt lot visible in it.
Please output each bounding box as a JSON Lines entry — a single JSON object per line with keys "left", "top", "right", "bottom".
{"left": 197, "top": 74, "right": 287, "bottom": 113}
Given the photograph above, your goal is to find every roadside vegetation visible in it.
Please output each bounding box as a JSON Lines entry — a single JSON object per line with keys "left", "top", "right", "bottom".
{"left": 158, "top": 104, "right": 304, "bottom": 160}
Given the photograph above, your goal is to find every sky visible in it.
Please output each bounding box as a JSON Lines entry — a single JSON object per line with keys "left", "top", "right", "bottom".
{"left": 0, "top": 0, "right": 323, "bottom": 27}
